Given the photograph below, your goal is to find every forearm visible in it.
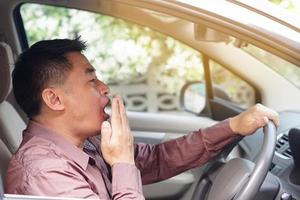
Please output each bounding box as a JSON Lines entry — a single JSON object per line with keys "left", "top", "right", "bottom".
{"left": 135, "top": 119, "right": 240, "bottom": 185}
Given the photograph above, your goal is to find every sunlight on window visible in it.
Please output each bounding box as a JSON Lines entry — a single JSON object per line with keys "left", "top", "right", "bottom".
{"left": 242, "top": 44, "right": 300, "bottom": 89}
{"left": 20, "top": 3, "right": 204, "bottom": 114}
{"left": 269, "top": 0, "right": 300, "bottom": 16}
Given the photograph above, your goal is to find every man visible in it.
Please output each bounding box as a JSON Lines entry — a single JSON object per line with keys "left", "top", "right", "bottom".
{"left": 5, "top": 38, "right": 279, "bottom": 199}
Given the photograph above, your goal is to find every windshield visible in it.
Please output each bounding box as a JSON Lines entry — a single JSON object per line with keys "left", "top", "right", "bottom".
{"left": 242, "top": 44, "right": 300, "bottom": 89}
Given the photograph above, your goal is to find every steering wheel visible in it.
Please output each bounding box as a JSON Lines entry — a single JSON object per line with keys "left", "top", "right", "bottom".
{"left": 206, "top": 122, "right": 277, "bottom": 200}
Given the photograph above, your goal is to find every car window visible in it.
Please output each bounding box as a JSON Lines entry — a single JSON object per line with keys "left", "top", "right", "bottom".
{"left": 242, "top": 44, "right": 300, "bottom": 89}
{"left": 210, "top": 60, "right": 256, "bottom": 109}
{"left": 20, "top": 3, "right": 204, "bottom": 115}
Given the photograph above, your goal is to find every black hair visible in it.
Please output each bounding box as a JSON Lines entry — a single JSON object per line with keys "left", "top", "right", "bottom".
{"left": 12, "top": 37, "right": 87, "bottom": 118}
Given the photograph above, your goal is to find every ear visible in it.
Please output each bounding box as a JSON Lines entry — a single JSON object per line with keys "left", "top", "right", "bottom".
{"left": 41, "top": 88, "right": 65, "bottom": 111}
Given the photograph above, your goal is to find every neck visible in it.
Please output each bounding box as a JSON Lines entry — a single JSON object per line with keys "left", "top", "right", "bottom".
{"left": 33, "top": 116, "right": 86, "bottom": 149}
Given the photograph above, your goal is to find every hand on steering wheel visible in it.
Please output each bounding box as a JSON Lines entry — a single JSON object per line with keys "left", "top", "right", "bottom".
{"left": 207, "top": 122, "right": 277, "bottom": 200}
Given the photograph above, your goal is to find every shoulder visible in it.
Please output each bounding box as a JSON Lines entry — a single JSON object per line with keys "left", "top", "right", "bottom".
{"left": 9, "top": 136, "right": 68, "bottom": 174}
{"left": 5, "top": 136, "right": 69, "bottom": 194}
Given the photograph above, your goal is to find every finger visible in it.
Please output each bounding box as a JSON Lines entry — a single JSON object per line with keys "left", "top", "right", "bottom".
{"left": 111, "top": 96, "right": 119, "bottom": 122}
{"left": 111, "top": 96, "right": 121, "bottom": 135}
{"left": 116, "top": 96, "right": 134, "bottom": 145}
{"left": 270, "top": 115, "right": 280, "bottom": 128}
{"left": 117, "top": 96, "right": 130, "bottom": 132}
{"left": 264, "top": 109, "right": 280, "bottom": 128}
{"left": 101, "top": 121, "right": 112, "bottom": 146}
{"left": 271, "top": 112, "right": 280, "bottom": 128}
{"left": 256, "top": 104, "right": 279, "bottom": 128}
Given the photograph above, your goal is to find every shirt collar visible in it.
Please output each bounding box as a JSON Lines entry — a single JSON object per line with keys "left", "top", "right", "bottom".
{"left": 25, "top": 120, "right": 92, "bottom": 170}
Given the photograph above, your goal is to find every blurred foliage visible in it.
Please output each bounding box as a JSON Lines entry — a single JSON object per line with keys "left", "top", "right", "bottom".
{"left": 21, "top": 4, "right": 203, "bottom": 95}
{"left": 21, "top": 3, "right": 259, "bottom": 110}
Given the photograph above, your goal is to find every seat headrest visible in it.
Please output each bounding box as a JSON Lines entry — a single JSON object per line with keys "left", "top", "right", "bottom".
{"left": 0, "top": 42, "right": 14, "bottom": 103}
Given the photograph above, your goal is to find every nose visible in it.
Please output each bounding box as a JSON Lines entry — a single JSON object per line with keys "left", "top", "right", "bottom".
{"left": 98, "top": 81, "right": 110, "bottom": 96}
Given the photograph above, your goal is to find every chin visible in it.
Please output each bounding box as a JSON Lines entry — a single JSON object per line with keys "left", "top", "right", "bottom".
{"left": 89, "top": 126, "right": 101, "bottom": 136}
{"left": 90, "top": 131, "right": 100, "bottom": 137}
{"left": 87, "top": 122, "right": 102, "bottom": 136}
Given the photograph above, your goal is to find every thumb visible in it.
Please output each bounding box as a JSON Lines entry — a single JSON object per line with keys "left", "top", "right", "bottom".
{"left": 101, "top": 121, "right": 112, "bottom": 146}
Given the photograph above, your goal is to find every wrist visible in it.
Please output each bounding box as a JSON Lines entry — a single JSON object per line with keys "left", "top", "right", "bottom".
{"left": 229, "top": 116, "right": 240, "bottom": 135}
{"left": 110, "top": 159, "right": 135, "bottom": 167}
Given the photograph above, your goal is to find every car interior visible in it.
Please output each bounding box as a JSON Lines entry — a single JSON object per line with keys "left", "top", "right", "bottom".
{"left": 1, "top": 0, "right": 300, "bottom": 200}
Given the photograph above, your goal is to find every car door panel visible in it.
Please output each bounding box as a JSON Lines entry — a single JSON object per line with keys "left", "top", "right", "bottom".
{"left": 127, "top": 111, "right": 216, "bottom": 199}
{"left": 208, "top": 97, "right": 244, "bottom": 121}
{"left": 143, "top": 172, "right": 195, "bottom": 199}
{"left": 128, "top": 111, "right": 217, "bottom": 134}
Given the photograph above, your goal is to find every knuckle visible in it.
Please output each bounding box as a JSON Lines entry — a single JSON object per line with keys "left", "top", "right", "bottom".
{"left": 254, "top": 117, "right": 263, "bottom": 128}
{"left": 254, "top": 103, "right": 262, "bottom": 110}
{"left": 254, "top": 119, "right": 260, "bottom": 128}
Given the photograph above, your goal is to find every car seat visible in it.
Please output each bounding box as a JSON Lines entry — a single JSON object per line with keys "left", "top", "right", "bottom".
{"left": 0, "top": 42, "right": 25, "bottom": 153}
{"left": 0, "top": 139, "right": 11, "bottom": 191}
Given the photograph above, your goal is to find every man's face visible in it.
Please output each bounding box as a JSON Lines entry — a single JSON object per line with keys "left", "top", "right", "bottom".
{"left": 61, "top": 52, "right": 110, "bottom": 136}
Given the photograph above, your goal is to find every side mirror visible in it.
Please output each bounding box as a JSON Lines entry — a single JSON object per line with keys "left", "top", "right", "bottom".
{"left": 180, "top": 81, "right": 206, "bottom": 114}
{"left": 180, "top": 81, "right": 233, "bottom": 114}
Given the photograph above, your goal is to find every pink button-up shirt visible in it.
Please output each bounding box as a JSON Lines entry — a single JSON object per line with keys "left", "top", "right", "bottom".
{"left": 5, "top": 119, "right": 237, "bottom": 199}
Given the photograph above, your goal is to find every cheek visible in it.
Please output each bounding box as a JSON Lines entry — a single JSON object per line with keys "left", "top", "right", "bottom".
{"left": 64, "top": 96, "right": 81, "bottom": 112}
{"left": 85, "top": 91, "right": 101, "bottom": 107}
{"left": 99, "top": 98, "right": 107, "bottom": 108}
{"left": 91, "top": 97, "right": 106, "bottom": 117}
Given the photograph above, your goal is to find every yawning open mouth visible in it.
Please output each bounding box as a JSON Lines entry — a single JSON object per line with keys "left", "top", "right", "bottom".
{"left": 103, "top": 96, "right": 112, "bottom": 121}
